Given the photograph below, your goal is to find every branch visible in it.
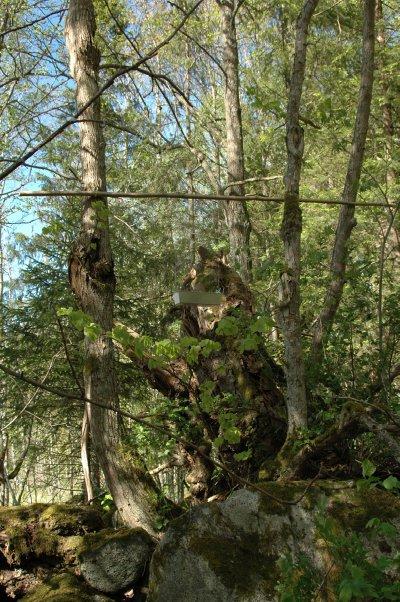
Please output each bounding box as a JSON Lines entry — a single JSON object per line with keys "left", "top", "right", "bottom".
{"left": 0, "top": 361, "right": 316, "bottom": 507}
{"left": 222, "top": 175, "right": 281, "bottom": 191}
{"left": 0, "top": 9, "right": 66, "bottom": 37}
{"left": 19, "top": 189, "right": 398, "bottom": 208}
{"left": 281, "top": 400, "right": 400, "bottom": 480}
{"left": 0, "top": 0, "right": 205, "bottom": 182}
{"left": 115, "top": 324, "right": 192, "bottom": 400}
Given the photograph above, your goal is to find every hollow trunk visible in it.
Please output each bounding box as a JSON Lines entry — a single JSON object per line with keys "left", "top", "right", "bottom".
{"left": 124, "top": 248, "right": 286, "bottom": 500}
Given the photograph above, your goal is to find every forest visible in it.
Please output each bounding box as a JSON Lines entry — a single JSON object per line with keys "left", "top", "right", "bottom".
{"left": 0, "top": 0, "right": 399, "bottom": 600}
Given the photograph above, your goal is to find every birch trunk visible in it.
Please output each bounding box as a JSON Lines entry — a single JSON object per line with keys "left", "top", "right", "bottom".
{"left": 218, "top": 0, "right": 251, "bottom": 283}
{"left": 279, "top": 0, "right": 319, "bottom": 436}
{"left": 311, "top": 0, "right": 376, "bottom": 365}
{"left": 65, "top": 0, "right": 158, "bottom": 535}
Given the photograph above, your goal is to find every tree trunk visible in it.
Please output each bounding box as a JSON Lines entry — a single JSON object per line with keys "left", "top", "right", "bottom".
{"left": 65, "top": 0, "right": 159, "bottom": 535}
{"left": 311, "top": 0, "right": 376, "bottom": 366}
{"left": 375, "top": 0, "right": 400, "bottom": 253}
{"left": 81, "top": 404, "right": 93, "bottom": 502}
{"left": 278, "top": 0, "right": 319, "bottom": 436}
{"left": 122, "top": 248, "right": 286, "bottom": 498}
{"left": 218, "top": 0, "right": 252, "bottom": 283}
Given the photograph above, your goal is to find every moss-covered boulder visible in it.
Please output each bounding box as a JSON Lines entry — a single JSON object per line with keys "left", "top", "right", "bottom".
{"left": 38, "top": 504, "right": 105, "bottom": 535}
{"left": 0, "top": 503, "right": 105, "bottom": 567}
{"left": 78, "top": 527, "right": 156, "bottom": 594}
{"left": 148, "top": 481, "right": 400, "bottom": 602}
{"left": 23, "top": 572, "right": 113, "bottom": 602}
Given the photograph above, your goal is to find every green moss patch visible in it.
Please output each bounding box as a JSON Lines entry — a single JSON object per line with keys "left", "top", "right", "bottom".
{"left": 189, "top": 535, "right": 279, "bottom": 596}
{"left": 39, "top": 504, "right": 104, "bottom": 535}
{"left": 23, "top": 571, "right": 112, "bottom": 602}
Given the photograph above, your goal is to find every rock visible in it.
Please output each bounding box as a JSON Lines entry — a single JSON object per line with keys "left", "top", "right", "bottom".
{"left": 38, "top": 504, "right": 105, "bottom": 535}
{"left": 0, "top": 503, "right": 105, "bottom": 567}
{"left": 79, "top": 527, "right": 155, "bottom": 594}
{"left": 148, "top": 481, "right": 400, "bottom": 602}
{"left": 22, "top": 572, "right": 113, "bottom": 602}
{"left": 0, "top": 567, "right": 44, "bottom": 599}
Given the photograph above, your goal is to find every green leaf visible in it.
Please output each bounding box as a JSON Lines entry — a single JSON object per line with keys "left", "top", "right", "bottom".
{"left": 84, "top": 322, "right": 102, "bottom": 341}
{"left": 361, "top": 459, "right": 376, "bottom": 478}
{"left": 180, "top": 336, "right": 199, "bottom": 348}
{"left": 225, "top": 426, "right": 241, "bottom": 444}
{"left": 382, "top": 475, "right": 400, "bottom": 491}
{"left": 111, "top": 324, "right": 134, "bottom": 347}
{"left": 366, "top": 517, "right": 380, "bottom": 529}
{"left": 186, "top": 345, "right": 200, "bottom": 365}
{"left": 155, "top": 339, "right": 180, "bottom": 360}
{"left": 213, "top": 436, "right": 224, "bottom": 448}
{"left": 148, "top": 357, "right": 165, "bottom": 370}
{"left": 134, "top": 335, "right": 153, "bottom": 358}
{"left": 199, "top": 339, "right": 221, "bottom": 357}
{"left": 234, "top": 449, "right": 252, "bottom": 462}
{"left": 377, "top": 521, "right": 397, "bottom": 539}
{"left": 215, "top": 316, "right": 239, "bottom": 337}
{"left": 250, "top": 316, "right": 273, "bottom": 333}
{"left": 239, "top": 334, "right": 260, "bottom": 353}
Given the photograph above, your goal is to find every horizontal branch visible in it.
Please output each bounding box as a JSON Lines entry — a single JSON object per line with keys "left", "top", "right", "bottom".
{"left": 20, "top": 189, "right": 398, "bottom": 208}
{"left": 222, "top": 175, "right": 282, "bottom": 192}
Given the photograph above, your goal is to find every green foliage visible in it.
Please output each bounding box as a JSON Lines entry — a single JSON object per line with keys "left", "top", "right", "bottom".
{"left": 99, "top": 492, "right": 114, "bottom": 512}
{"left": 110, "top": 324, "right": 134, "bottom": 347}
{"left": 57, "top": 307, "right": 102, "bottom": 341}
{"left": 215, "top": 316, "right": 240, "bottom": 337}
{"left": 356, "top": 460, "right": 400, "bottom": 494}
{"left": 275, "top": 552, "right": 320, "bottom": 601}
{"left": 277, "top": 493, "right": 400, "bottom": 601}
{"left": 315, "top": 499, "right": 400, "bottom": 601}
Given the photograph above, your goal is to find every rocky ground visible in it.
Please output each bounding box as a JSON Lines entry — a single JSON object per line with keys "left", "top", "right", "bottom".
{"left": 1, "top": 481, "right": 399, "bottom": 601}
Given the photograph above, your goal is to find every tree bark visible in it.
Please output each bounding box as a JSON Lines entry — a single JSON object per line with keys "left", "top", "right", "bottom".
{"left": 122, "top": 248, "right": 285, "bottom": 498}
{"left": 65, "top": 0, "right": 159, "bottom": 535}
{"left": 218, "top": 0, "right": 252, "bottom": 283}
{"left": 81, "top": 404, "right": 93, "bottom": 502}
{"left": 375, "top": 0, "right": 400, "bottom": 254}
{"left": 278, "top": 0, "right": 319, "bottom": 436}
{"left": 311, "top": 0, "right": 376, "bottom": 365}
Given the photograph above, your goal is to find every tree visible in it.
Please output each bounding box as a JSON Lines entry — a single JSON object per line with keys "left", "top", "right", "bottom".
{"left": 217, "top": 0, "right": 252, "bottom": 282}
{"left": 311, "top": 0, "right": 376, "bottom": 366}
{"left": 278, "top": 0, "right": 319, "bottom": 436}
{"left": 65, "top": 0, "right": 159, "bottom": 535}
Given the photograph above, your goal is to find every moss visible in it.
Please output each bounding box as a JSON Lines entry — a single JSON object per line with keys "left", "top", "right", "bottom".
{"left": 329, "top": 487, "right": 400, "bottom": 532}
{"left": 0, "top": 504, "right": 47, "bottom": 531}
{"left": 23, "top": 572, "right": 109, "bottom": 602}
{"left": 189, "top": 535, "right": 279, "bottom": 596}
{"left": 0, "top": 504, "right": 48, "bottom": 563}
{"left": 57, "top": 535, "right": 84, "bottom": 565}
{"left": 0, "top": 503, "right": 104, "bottom": 564}
{"left": 33, "top": 528, "right": 58, "bottom": 557}
{"left": 78, "top": 527, "right": 150, "bottom": 557}
{"left": 39, "top": 504, "right": 104, "bottom": 535}
{"left": 256, "top": 481, "right": 319, "bottom": 516}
